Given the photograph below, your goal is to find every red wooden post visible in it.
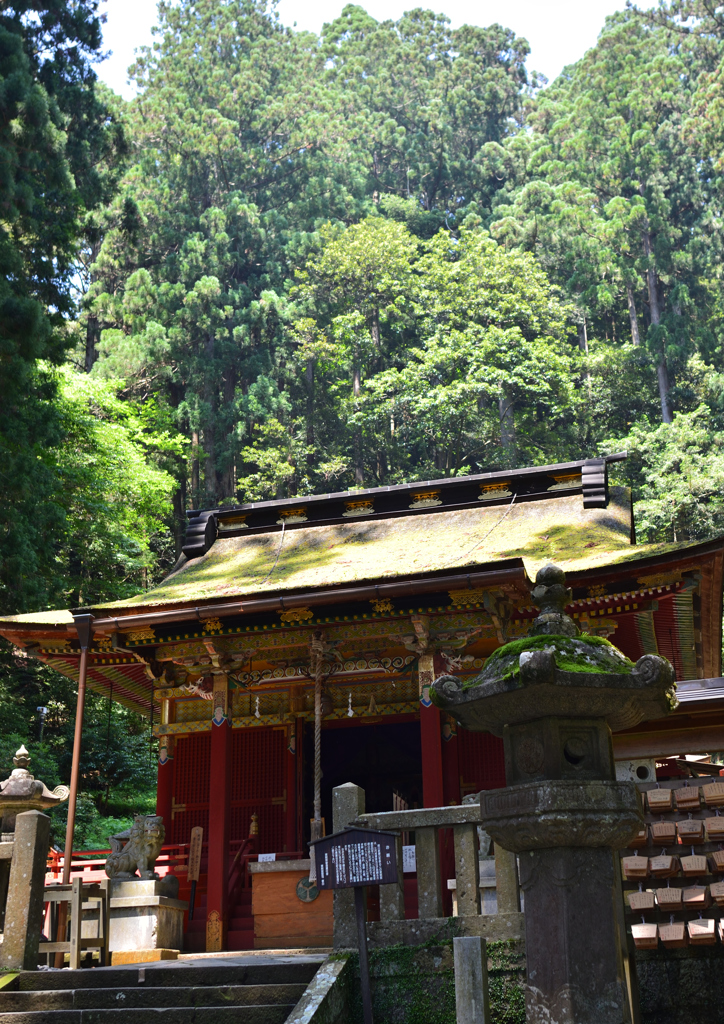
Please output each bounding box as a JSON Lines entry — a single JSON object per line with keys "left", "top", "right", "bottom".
{"left": 285, "top": 721, "right": 297, "bottom": 854}
{"left": 206, "top": 676, "right": 232, "bottom": 952}
{"left": 441, "top": 714, "right": 460, "bottom": 806}
{"left": 156, "top": 738, "right": 175, "bottom": 839}
{"left": 419, "top": 653, "right": 444, "bottom": 808}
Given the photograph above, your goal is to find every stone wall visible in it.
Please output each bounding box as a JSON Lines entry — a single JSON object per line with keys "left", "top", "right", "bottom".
{"left": 338, "top": 939, "right": 525, "bottom": 1024}
{"left": 636, "top": 946, "right": 724, "bottom": 1024}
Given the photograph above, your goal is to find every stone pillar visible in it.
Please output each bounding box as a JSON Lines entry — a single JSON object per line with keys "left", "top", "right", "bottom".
{"left": 494, "top": 846, "right": 520, "bottom": 915}
{"left": 453, "top": 823, "right": 480, "bottom": 916}
{"left": 2, "top": 810, "right": 51, "bottom": 971}
{"left": 416, "top": 826, "right": 443, "bottom": 918}
{"left": 519, "top": 847, "right": 628, "bottom": 1023}
{"left": 454, "top": 936, "right": 490, "bottom": 1024}
{"left": 206, "top": 675, "right": 231, "bottom": 952}
{"left": 332, "top": 783, "right": 365, "bottom": 948}
{"left": 379, "top": 833, "right": 405, "bottom": 921}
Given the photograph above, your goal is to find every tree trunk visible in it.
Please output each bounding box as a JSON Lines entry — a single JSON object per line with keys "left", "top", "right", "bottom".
{"left": 305, "top": 357, "right": 315, "bottom": 468}
{"left": 642, "top": 230, "right": 673, "bottom": 423}
{"left": 626, "top": 284, "right": 640, "bottom": 347}
{"left": 353, "top": 359, "right": 363, "bottom": 486}
{"left": 203, "top": 334, "right": 218, "bottom": 505}
{"left": 191, "top": 431, "right": 200, "bottom": 506}
{"left": 499, "top": 390, "right": 515, "bottom": 462}
{"left": 84, "top": 239, "right": 101, "bottom": 372}
{"left": 577, "top": 318, "right": 588, "bottom": 354}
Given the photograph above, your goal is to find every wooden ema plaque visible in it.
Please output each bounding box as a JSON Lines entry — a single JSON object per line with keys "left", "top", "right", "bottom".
{"left": 622, "top": 856, "right": 648, "bottom": 880}
{"left": 629, "top": 829, "right": 648, "bottom": 849}
{"left": 675, "top": 786, "right": 702, "bottom": 812}
{"left": 702, "top": 782, "right": 724, "bottom": 808}
{"left": 681, "top": 854, "right": 708, "bottom": 877}
{"left": 660, "top": 922, "right": 688, "bottom": 949}
{"left": 649, "top": 855, "right": 679, "bottom": 878}
{"left": 678, "top": 819, "right": 705, "bottom": 844}
{"left": 631, "top": 923, "right": 658, "bottom": 950}
{"left": 650, "top": 820, "right": 677, "bottom": 845}
{"left": 656, "top": 887, "right": 683, "bottom": 910}
{"left": 621, "top": 776, "right": 724, "bottom": 956}
{"left": 705, "top": 817, "right": 724, "bottom": 841}
{"left": 688, "top": 918, "right": 716, "bottom": 945}
{"left": 710, "top": 882, "right": 724, "bottom": 907}
{"left": 647, "top": 789, "right": 672, "bottom": 813}
{"left": 628, "top": 891, "right": 655, "bottom": 912}
{"left": 683, "top": 885, "right": 711, "bottom": 911}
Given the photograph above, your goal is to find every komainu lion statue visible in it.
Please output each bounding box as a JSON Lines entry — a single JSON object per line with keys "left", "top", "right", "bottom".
{"left": 105, "top": 814, "right": 165, "bottom": 879}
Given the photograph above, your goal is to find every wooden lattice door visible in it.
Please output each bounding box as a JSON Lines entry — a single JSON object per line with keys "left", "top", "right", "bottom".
{"left": 231, "top": 726, "right": 288, "bottom": 854}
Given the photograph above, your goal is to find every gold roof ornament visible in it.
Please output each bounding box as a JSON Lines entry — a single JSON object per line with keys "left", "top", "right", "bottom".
{"left": 202, "top": 618, "right": 224, "bottom": 635}
{"left": 218, "top": 513, "right": 250, "bottom": 531}
{"left": 279, "top": 607, "right": 314, "bottom": 624}
{"left": 343, "top": 499, "right": 375, "bottom": 518}
{"left": 126, "top": 627, "right": 156, "bottom": 644}
{"left": 276, "top": 509, "right": 308, "bottom": 525}
{"left": 370, "top": 598, "right": 394, "bottom": 614}
{"left": 547, "top": 473, "right": 582, "bottom": 491}
{"left": 448, "top": 588, "right": 489, "bottom": 607}
{"left": 588, "top": 583, "right": 607, "bottom": 598}
{"left": 637, "top": 571, "right": 683, "bottom": 588}
{"left": 409, "top": 490, "right": 442, "bottom": 509}
{"left": 479, "top": 482, "right": 513, "bottom": 499}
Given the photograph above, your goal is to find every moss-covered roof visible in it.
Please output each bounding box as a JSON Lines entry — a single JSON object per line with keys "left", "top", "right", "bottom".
{"left": 93, "top": 487, "right": 635, "bottom": 610}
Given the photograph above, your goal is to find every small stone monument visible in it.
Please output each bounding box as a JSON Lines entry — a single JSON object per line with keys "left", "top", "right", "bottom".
{"left": 432, "top": 563, "right": 676, "bottom": 1024}
{"left": 104, "top": 814, "right": 188, "bottom": 962}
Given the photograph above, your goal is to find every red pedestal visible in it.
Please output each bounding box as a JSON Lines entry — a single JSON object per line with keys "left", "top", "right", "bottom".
{"left": 206, "top": 718, "right": 232, "bottom": 951}
{"left": 156, "top": 753, "right": 174, "bottom": 838}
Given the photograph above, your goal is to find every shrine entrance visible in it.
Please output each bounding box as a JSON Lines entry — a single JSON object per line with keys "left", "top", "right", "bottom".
{"left": 316, "top": 720, "right": 423, "bottom": 827}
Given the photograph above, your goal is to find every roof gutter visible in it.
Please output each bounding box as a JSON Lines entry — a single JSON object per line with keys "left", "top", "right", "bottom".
{"left": 84, "top": 565, "right": 527, "bottom": 635}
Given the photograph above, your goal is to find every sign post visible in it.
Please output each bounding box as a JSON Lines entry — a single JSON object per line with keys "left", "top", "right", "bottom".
{"left": 310, "top": 826, "right": 399, "bottom": 1024}
{"left": 187, "top": 826, "right": 203, "bottom": 921}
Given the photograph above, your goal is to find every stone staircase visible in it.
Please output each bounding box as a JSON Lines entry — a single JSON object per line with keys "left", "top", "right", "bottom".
{"left": 0, "top": 953, "right": 324, "bottom": 1023}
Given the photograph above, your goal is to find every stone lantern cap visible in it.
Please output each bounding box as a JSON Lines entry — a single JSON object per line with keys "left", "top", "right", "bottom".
{"left": 432, "top": 562, "right": 677, "bottom": 735}
{"left": 0, "top": 744, "right": 69, "bottom": 837}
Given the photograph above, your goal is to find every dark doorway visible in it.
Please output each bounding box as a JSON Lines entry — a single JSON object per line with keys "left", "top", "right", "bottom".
{"left": 304, "top": 720, "right": 422, "bottom": 836}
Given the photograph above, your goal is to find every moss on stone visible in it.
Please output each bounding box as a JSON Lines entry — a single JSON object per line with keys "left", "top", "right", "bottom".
{"left": 343, "top": 939, "right": 525, "bottom": 1024}
{"left": 462, "top": 633, "right": 634, "bottom": 690}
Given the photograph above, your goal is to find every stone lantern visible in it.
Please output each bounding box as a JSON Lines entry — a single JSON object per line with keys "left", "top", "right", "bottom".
{"left": 0, "top": 745, "right": 69, "bottom": 840}
{"left": 432, "top": 563, "right": 676, "bottom": 1024}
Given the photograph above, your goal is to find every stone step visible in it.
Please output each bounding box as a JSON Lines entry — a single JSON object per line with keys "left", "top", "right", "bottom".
{"left": 16, "top": 961, "right": 321, "bottom": 991}
{"left": 0, "top": 1005, "right": 294, "bottom": 1024}
{"left": 0, "top": 983, "right": 305, "bottom": 1012}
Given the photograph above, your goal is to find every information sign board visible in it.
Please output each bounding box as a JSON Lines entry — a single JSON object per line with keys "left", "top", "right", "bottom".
{"left": 310, "top": 826, "right": 398, "bottom": 890}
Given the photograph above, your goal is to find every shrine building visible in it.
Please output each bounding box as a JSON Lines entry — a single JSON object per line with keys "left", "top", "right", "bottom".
{"left": 2, "top": 454, "right": 724, "bottom": 952}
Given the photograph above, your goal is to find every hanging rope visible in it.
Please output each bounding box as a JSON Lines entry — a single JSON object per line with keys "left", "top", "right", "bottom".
{"left": 309, "top": 631, "right": 326, "bottom": 837}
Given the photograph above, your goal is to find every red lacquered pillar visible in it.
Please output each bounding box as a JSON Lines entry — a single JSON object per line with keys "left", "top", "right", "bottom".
{"left": 206, "top": 676, "right": 232, "bottom": 952}
{"left": 419, "top": 653, "right": 444, "bottom": 809}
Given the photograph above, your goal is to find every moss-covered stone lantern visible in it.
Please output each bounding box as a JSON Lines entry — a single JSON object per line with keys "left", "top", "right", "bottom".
{"left": 432, "top": 563, "right": 676, "bottom": 1024}
{"left": 0, "top": 745, "right": 69, "bottom": 840}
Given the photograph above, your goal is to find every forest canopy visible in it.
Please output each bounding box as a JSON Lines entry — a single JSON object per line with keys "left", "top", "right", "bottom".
{"left": 2, "top": 0, "right": 724, "bottom": 824}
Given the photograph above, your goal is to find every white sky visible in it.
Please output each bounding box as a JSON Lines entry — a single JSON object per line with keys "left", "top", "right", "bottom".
{"left": 96, "top": 0, "right": 629, "bottom": 100}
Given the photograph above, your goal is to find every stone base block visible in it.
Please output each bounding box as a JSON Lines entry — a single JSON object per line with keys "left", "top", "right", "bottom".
{"left": 108, "top": 879, "right": 187, "bottom": 953}
{"left": 111, "top": 948, "right": 179, "bottom": 965}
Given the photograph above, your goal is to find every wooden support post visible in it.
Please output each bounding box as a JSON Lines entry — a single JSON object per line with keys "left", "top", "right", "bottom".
{"left": 62, "top": 614, "right": 93, "bottom": 884}
{"left": 69, "top": 877, "right": 82, "bottom": 971}
{"left": 156, "top": 700, "right": 174, "bottom": 837}
{"left": 206, "top": 675, "right": 231, "bottom": 952}
{"left": 419, "top": 654, "right": 444, "bottom": 809}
